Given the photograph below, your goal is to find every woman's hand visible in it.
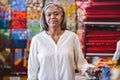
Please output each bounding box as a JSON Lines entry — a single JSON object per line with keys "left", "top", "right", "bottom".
{"left": 94, "top": 64, "right": 110, "bottom": 73}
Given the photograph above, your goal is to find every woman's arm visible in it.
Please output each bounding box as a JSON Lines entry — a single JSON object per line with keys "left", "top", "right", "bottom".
{"left": 73, "top": 34, "right": 94, "bottom": 75}
{"left": 27, "top": 37, "right": 40, "bottom": 80}
{"left": 112, "top": 40, "right": 120, "bottom": 60}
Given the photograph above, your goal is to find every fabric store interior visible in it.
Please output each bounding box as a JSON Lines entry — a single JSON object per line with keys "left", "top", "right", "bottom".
{"left": 0, "top": 0, "right": 120, "bottom": 80}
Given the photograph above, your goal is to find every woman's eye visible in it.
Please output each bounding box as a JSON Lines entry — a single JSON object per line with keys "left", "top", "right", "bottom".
{"left": 54, "top": 13, "right": 59, "bottom": 16}
{"left": 46, "top": 14, "right": 51, "bottom": 16}
{"left": 46, "top": 12, "right": 60, "bottom": 17}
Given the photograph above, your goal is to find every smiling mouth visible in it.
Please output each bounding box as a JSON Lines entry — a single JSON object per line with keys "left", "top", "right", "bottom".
{"left": 50, "top": 21, "right": 57, "bottom": 23}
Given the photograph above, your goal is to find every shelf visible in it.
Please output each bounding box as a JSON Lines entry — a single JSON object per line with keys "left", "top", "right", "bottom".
{"left": 91, "top": 2, "right": 120, "bottom": 6}
{"left": 83, "top": 22, "right": 120, "bottom": 57}
{"left": 11, "top": 72, "right": 27, "bottom": 76}
{"left": 84, "top": 22, "right": 120, "bottom": 25}
{"left": 86, "top": 53, "right": 114, "bottom": 56}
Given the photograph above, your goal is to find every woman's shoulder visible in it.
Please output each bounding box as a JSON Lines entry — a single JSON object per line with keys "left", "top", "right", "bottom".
{"left": 64, "top": 30, "right": 79, "bottom": 40}
{"left": 117, "top": 40, "right": 120, "bottom": 43}
{"left": 66, "top": 30, "right": 77, "bottom": 35}
{"left": 116, "top": 40, "right": 120, "bottom": 46}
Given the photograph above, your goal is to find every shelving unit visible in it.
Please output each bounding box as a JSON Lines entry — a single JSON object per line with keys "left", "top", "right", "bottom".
{"left": 83, "top": 0, "right": 120, "bottom": 58}
{"left": 83, "top": 22, "right": 120, "bottom": 57}
{"left": 84, "top": 0, "right": 120, "bottom": 22}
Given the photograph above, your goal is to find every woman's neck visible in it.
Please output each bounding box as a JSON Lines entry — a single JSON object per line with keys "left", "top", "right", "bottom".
{"left": 46, "top": 27, "right": 65, "bottom": 44}
{"left": 47, "top": 27, "right": 63, "bottom": 36}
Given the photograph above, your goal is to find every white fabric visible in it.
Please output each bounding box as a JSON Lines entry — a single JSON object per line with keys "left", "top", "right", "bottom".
{"left": 112, "top": 40, "right": 120, "bottom": 60}
{"left": 27, "top": 30, "right": 89, "bottom": 80}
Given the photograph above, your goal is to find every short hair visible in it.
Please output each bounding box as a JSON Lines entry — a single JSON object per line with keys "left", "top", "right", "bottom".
{"left": 40, "top": 2, "right": 67, "bottom": 31}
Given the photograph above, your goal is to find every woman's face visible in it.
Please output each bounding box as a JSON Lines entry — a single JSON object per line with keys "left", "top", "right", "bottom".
{"left": 45, "top": 5, "right": 63, "bottom": 29}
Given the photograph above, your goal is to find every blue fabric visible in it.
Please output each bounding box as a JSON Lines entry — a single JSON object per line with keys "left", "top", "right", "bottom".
{"left": 102, "top": 67, "right": 111, "bottom": 80}
{"left": 12, "top": 0, "right": 26, "bottom": 11}
{"left": 0, "top": 20, "right": 7, "bottom": 29}
{"left": 11, "top": 39, "right": 27, "bottom": 48}
{"left": 11, "top": 29, "right": 29, "bottom": 39}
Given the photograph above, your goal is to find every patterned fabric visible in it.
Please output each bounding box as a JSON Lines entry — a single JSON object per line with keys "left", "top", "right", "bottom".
{"left": 12, "top": 11, "right": 27, "bottom": 29}
{"left": 11, "top": 29, "right": 29, "bottom": 39}
{"left": 0, "top": 29, "right": 10, "bottom": 50}
{"left": 27, "top": 20, "right": 41, "bottom": 39}
{"left": 0, "top": 9, "right": 11, "bottom": 20}
{"left": 12, "top": 0, "right": 26, "bottom": 11}
{"left": 27, "top": 2, "right": 42, "bottom": 20}
{"left": 102, "top": 67, "right": 111, "bottom": 80}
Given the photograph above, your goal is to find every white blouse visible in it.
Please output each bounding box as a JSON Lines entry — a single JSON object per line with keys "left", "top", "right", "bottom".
{"left": 112, "top": 40, "right": 120, "bottom": 60}
{"left": 27, "top": 30, "right": 89, "bottom": 80}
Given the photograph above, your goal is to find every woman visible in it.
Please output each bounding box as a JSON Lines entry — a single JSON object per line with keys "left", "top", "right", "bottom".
{"left": 27, "top": 2, "right": 94, "bottom": 80}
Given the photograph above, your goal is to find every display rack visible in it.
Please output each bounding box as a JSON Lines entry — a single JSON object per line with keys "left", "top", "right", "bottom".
{"left": 83, "top": 22, "right": 120, "bottom": 57}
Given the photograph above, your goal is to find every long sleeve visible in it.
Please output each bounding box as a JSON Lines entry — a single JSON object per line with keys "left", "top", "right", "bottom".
{"left": 27, "top": 37, "right": 40, "bottom": 80}
{"left": 73, "top": 34, "right": 90, "bottom": 75}
{"left": 112, "top": 40, "right": 120, "bottom": 60}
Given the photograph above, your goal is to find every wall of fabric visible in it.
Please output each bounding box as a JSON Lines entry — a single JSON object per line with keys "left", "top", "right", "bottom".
{"left": 0, "top": 0, "right": 87, "bottom": 74}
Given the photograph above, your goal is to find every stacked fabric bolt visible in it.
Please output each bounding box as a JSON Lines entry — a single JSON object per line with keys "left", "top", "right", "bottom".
{"left": 94, "top": 58, "right": 117, "bottom": 68}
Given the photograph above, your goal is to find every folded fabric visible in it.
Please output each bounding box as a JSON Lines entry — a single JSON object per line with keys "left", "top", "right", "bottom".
{"left": 102, "top": 67, "right": 111, "bottom": 80}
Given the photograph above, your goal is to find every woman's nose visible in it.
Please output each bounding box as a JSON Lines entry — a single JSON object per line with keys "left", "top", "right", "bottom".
{"left": 51, "top": 14, "right": 55, "bottom": 18}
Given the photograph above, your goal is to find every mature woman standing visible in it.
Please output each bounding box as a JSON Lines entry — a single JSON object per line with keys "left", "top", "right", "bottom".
{"left": 27, "top": 2, "right": 94, "bottom": 80}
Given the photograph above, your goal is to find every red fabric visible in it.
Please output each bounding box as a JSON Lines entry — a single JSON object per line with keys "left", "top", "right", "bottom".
{"left": 12, "top": 11, "right": 27, "bottom": 29}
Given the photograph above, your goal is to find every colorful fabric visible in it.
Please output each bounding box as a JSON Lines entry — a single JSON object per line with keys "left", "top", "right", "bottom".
{"left": 102, "top": 67, "right": 111, "bottom": 80}
{"left": 0, "top": 20, "right": 7, "bottom": 29}
{"left": 0, "top": 6, "right": 11, "bottom": 20}
{"left": 0, "top": 29, "right": 10, "bottom": 40}
{"left": 11, "top": 39, "right": 27, "bottom": 48}
{"left": 11, "top": 29, "right": 29, "bottom": 39}
{"left": 56, "top": 2, "right": 76, "bottom": 32}
{"left": 0, "top": 0, "right": 11, "bottom": 5}
{"left": 27, "top": 20, "right": 41, "bottom": 39}
{"left": 28, "top": 30, "right": 40, "bottom": 39}
{"left": 12, "top": 11, "right": 26, "bottom": 29}
{"left": 0, "top": 29, "right": 10, "bottom": 50}
{"left": 27, "top": 20, "right": 41, "bottom": 30}
{"left": 0, "top": 19, "right": 11, "bottom": 29}
{"left": 12, "top": 0, "right": 26, "bottom": 11}
{"left": 27, "top": 2, "right": 42, "bottom": 20}
{"left": 14, "top": 49, "right": 28, "bottom": 67}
